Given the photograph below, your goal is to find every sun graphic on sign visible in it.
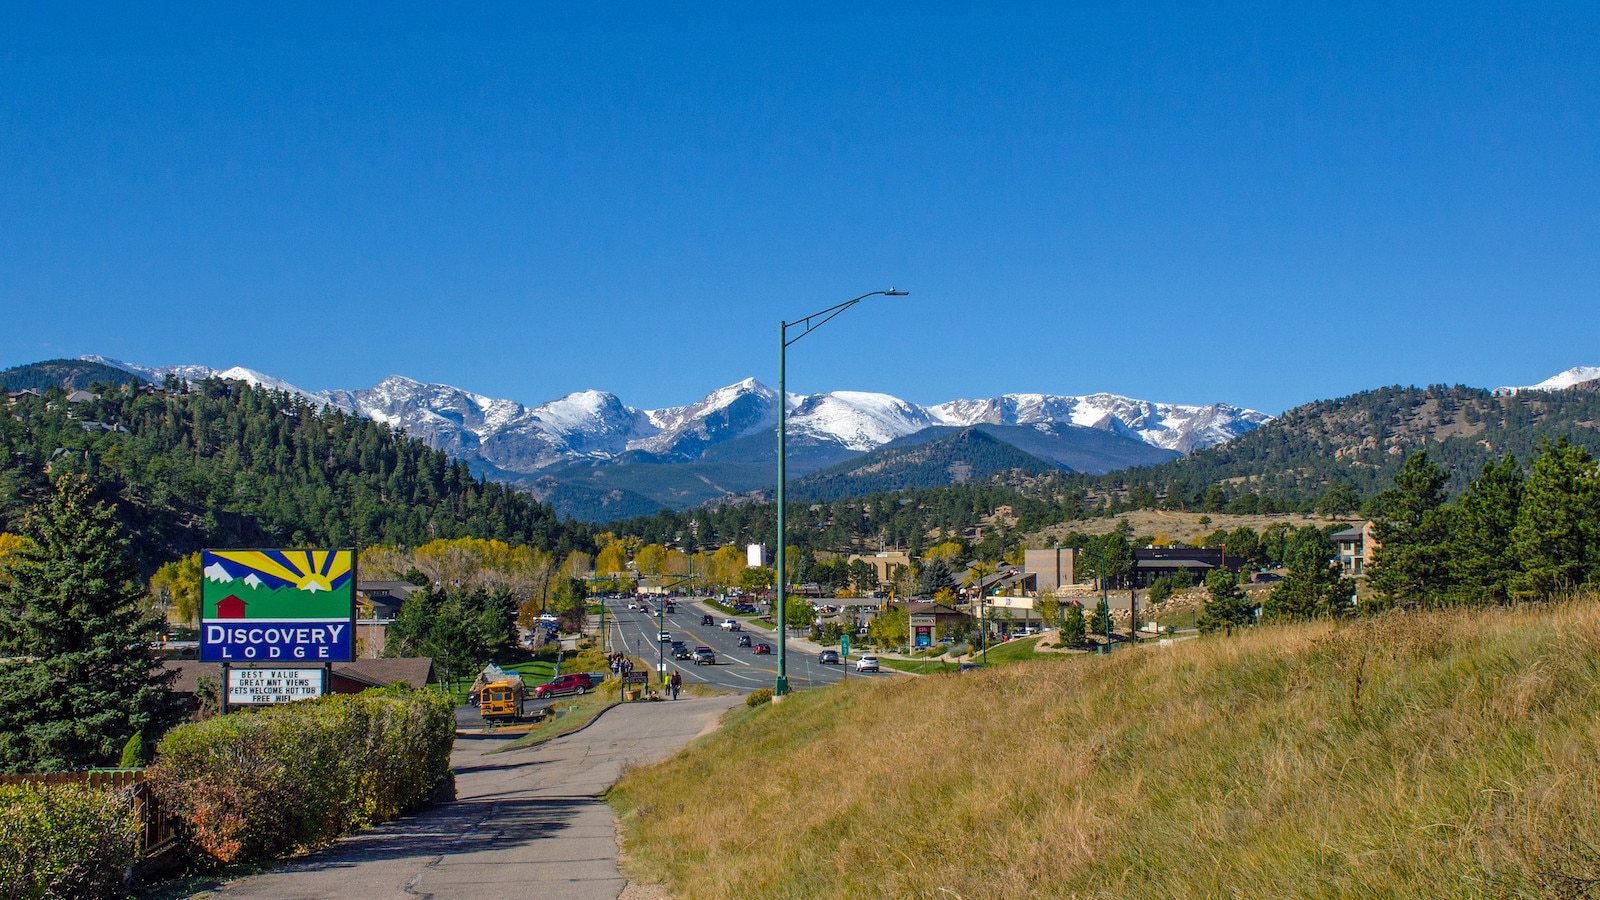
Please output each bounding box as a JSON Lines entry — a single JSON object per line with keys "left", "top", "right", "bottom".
{"left": 296, "top": 572, "right": 333, "bottom": 592}
{"left": 204, "top": 549, "right": 353, "bottom": 592}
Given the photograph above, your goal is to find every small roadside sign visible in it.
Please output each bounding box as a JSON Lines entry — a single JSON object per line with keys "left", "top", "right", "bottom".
{"left": 227, "top": 667, "right": 324, "bottom": 705}
{"left": 841, "top": 634, "right": 850, "bottom": 657}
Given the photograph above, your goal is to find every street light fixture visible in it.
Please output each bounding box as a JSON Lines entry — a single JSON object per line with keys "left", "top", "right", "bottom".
{"left": 774, "top": 288, "right": 909, "bottom": 697}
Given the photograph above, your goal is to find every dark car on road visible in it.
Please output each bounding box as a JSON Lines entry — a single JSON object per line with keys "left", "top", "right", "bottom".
{"left": 692, "top": 646, "right": 716, "bottom": 665}
{"left": 818, "top": 649, "right": 840, "bottom": 664}
{"left": 533, "top": 672, "right": 598, "bottom": 699}
{"left": 671, "top": 641, "right": 691, "bottom": 660}
{"left": 701, "top": 614, "right": 715, "bottom": 626}
{"left": 737, "top": 634, "right": 752, "bottom": 647}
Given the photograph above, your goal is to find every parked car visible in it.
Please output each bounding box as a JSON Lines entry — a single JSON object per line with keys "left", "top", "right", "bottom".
{"left": 720, "top": 619, "right": 741, "bottom": 631}
{"left": 738, "top": 634, "right": 752, "bottom": 647}
{"left": 702, "top": 614, "right": 715, "bottom": 626}
{"left": 818, "top": 649, "right": 840, "bottom": 664}
{"left": 733, "top": 603, "right": 758, "bottom": 614}
{"left": 752, "top": 642, "right": 772, "bottom": 655}
{"left": 533, "top": 672, "right": 598, "bottom": 699}
{"left": 692, "top": 646, "right": 716, "bottom": 665}
{"left": 855, "top": 655, "right": 880, "bottom": 673}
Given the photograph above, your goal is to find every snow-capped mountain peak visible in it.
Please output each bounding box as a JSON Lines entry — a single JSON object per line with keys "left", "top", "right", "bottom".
{"left": 930, "top": 391, "right": 1270, "bottom": 453}
{"left": 82, "top": 355, "right": 1269, "bottom": 474}
{"left": 787, "top": 391, "right": 939, "bottom": 451}
{"left": 1496, "top": 366, "right": 1600, "bottom": 395}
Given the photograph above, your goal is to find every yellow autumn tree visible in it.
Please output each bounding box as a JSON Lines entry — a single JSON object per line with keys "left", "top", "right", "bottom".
{"left": 149, "top": 552, "right": 204, "bottom": 626}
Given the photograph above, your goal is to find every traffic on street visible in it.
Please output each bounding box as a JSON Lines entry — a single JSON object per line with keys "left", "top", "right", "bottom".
{"left": 600, "top": 596, "right": 887, "bottom": 693}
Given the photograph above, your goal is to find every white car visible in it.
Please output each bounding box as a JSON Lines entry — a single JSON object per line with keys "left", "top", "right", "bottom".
{"left": 855, "top": 655, "right": 879, "bottom": 673}
{"left": 720, "top": 619, "right": 741, "bottom": 632}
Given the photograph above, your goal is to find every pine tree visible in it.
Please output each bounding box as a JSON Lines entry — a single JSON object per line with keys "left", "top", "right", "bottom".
{"left": 1511, "top": 438, "right": 1600, "bottom": 598}
{"left": 1087, "top": 596, "right": 1110, "bottom": 639}
{"left": 1261, "top": 526, "right": 1354, "bottom": 621}
{"left": 917, "top": 558, "right": 955, "bottom": 597}
{"left": 1367, "top": 451, "right": 1454, "bottom": 606}
{"left": 0, "top": 476, "right": 180, "bottom": 773}
{"left": 1197, "top": 567, "right": 1253, "bottom": 634}
{"left": 1060, "top": 601, "right": 1087, "bottom": 646}
{"left": 1448, "top": 454, "right": 1524, "bottom": 603}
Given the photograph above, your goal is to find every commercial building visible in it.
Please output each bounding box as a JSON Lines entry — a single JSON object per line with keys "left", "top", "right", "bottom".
{"left": 1023, "top": 547, "right": 1078, "bottom": 592}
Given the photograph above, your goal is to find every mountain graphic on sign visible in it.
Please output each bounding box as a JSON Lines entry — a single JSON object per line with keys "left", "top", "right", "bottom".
{"left": 200, "top": 549, "right": 354, "bottom": 621}
{"left": 203, "top": 550, "right": 352, "bottom": 592}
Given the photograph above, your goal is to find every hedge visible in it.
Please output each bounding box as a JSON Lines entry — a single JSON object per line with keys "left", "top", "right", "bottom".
{"left": 147, "top": 686, "right": 454, "bottom": 863}
{"left": 0, "top": 782, "right": 139, "bottom": 900}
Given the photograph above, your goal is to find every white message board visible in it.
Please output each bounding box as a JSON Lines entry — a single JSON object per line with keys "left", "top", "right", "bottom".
{"left": 227, "top": 667, "right": 325, "bottom": 705}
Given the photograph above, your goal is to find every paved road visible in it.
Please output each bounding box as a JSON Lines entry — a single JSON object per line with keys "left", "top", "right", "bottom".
{"left": 200, "top": 694, "right": 743, "bottom": 900}
{"left": 599, "top": 597, "right": 889, "bottom": 693}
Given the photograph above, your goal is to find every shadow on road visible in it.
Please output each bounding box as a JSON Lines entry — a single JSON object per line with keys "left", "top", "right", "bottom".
{"left": 255, "top": 796, "right": 593, "bottom": 872}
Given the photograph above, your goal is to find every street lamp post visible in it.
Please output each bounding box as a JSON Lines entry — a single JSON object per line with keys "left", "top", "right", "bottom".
{"left": 775, "top": 289, "right": 908, "bottom": 697}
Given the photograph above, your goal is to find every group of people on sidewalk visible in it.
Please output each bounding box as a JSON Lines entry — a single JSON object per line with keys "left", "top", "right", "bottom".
{"left": 608, "top": 652, "right": 683, "bottom": 700}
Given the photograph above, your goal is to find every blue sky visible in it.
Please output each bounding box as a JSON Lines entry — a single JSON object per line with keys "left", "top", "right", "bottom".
{"left": 3, "top": 4, "right": 1597, "bottom": 414}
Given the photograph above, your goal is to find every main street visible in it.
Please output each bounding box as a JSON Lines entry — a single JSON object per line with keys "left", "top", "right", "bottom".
{"left": 597, "top": 596, "right": 888, "bottom": 693}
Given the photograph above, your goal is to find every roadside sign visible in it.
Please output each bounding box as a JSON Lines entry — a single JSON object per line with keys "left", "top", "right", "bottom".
{"left": 226, "top": 667, "right": 324, "bottom": 705}
{"left": 841, "top": 634, "right": 850, "bottom": 657}
{"left": 201, "top": 549, "right": 356, "bottom": 662}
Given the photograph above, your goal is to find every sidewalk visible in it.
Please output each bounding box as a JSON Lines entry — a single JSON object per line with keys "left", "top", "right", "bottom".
{"left": 197, "top": 694, "right": 742, "bottom": 900}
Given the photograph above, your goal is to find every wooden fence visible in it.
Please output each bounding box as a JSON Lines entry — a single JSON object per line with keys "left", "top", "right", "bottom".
{"left": 1, "top": 769, "right": 185, "bottom": 863}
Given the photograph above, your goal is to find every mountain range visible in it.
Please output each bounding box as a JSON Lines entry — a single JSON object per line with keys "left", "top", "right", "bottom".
{"left": 16, "top": 357, "right": 1591, "bottom": 521}
{"left": 70, "top": 356, "right": 1268, "bottom": 516}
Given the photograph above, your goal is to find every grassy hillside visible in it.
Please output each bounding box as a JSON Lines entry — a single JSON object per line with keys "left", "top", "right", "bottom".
{"left": 610, "top": 601, "right": 1600, "bottom": 898}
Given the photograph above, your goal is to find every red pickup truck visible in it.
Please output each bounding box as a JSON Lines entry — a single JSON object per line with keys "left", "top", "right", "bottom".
{"left": 533, "top": 672, "right": 599, "bottom": 699}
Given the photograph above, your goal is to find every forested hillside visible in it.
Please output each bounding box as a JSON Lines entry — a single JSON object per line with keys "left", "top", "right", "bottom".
{"left": 0, "top": 380, "right": 594, "bottom": 572}
{"left": 1085, "top": 383, "right": 1600, "bottom": 507}
{"left": 790, "top": 429, "right": 1060, "bottom": 502}
{"left": 605, "top": 382, "right": 1600, "bottom": 562}
{"left": 0, "top": 358, "right": 141, "bottom": 393}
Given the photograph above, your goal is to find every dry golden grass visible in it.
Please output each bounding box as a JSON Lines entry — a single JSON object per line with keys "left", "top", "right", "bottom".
{"left": 608, "top": 601, "right": 1600, "bottom": 899}
{"left": 1030, "top": 509, "right": 1351, "bottom": 546}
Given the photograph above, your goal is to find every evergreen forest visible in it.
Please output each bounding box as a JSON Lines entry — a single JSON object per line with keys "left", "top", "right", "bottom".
{"left": 0, "top": 379, "right": 595, "bottom": 573}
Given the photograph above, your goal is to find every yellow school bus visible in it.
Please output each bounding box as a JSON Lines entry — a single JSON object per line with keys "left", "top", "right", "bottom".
{"left": 479, "top": 677, "right": 525, "bottom": 719}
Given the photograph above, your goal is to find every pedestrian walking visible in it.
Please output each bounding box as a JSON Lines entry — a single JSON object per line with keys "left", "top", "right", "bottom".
{"left": 669, "top": 670, "right": 681, "bottom": 700}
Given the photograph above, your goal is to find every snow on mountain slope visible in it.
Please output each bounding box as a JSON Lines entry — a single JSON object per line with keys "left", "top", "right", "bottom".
{"left": 786, "top": 391, "right": 940, "bottom": 450}
{"left": 84, "top": 356, "right": 332, "bottom": 403}
{"left": 80, "top": 355, "right": 1268, "bottom": 473}
{"left": 1496, "top": 366, "right": 1600, "bottom": 394}
{"left": 931, "top": 392, "right": 1271, "bottom": 453}
{"left": 636, "top": 378, "right": 777, "bottom": 458}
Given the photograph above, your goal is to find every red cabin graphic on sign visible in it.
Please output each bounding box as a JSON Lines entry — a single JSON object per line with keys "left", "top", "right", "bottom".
{"left": 215, "top": 595, "right": 247, "bottom": 618}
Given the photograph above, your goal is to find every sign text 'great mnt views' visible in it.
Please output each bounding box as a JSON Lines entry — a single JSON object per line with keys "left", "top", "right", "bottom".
{"left": 200, "top": 549, "right": 355, "bottom": 662}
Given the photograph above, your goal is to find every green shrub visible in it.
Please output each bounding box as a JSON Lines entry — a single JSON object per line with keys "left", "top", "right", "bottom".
{"left": 147, "top": 686, "right": 454, "bottom": 863}
{"left": 746, "top": 688, "right": 773, "bottom": 708}
{"left": 0, "top": 782, "right": 139, "bottom": 900}
{"left": 118, "top": 730, "right": 148, "bottom": 768}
